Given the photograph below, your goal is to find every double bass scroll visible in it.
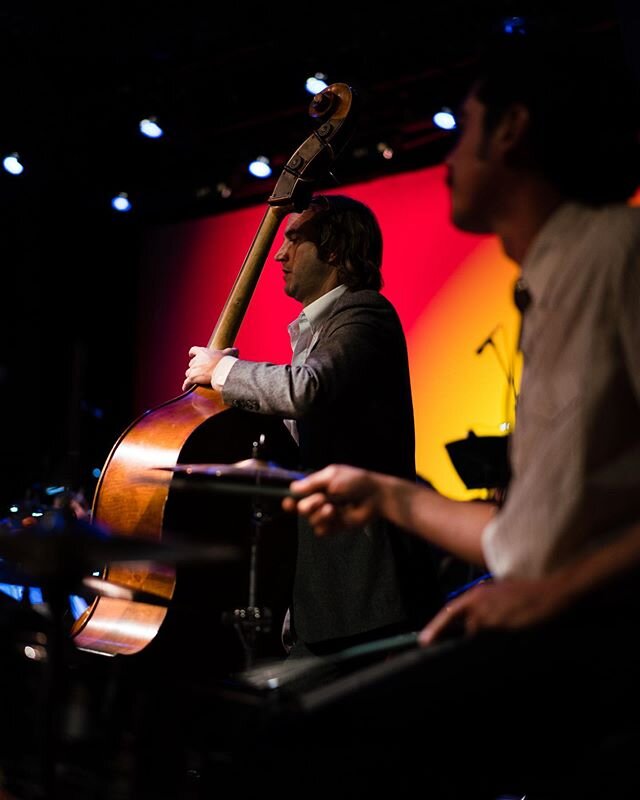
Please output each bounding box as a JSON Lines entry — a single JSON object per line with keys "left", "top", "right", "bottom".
{"left": 71, "top": 83, "right": 358, "bottom": 657}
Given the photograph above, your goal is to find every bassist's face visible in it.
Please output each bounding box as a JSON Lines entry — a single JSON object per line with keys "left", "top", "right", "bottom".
{"left": 275, "top": 210, "right": 340, "bottom": 307}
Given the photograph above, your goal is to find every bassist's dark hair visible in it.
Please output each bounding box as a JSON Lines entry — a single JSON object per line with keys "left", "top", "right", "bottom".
{"left": 304, "top": 194, "right": 384, "bottom": 291}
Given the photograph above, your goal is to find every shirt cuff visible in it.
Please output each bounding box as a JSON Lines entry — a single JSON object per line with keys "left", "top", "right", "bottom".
{"left": 211, "top": 355, "right": 238, "bottom": 388}
{"left": 480, "top": 517, "right": 502, "bottom": 578}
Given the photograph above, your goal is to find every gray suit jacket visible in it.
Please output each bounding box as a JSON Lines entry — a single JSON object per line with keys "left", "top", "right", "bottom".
{"left": 223, "top": 289, "right": 441, "bottom": 647}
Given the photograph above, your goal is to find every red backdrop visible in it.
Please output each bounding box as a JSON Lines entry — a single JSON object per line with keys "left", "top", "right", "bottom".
{"left": 137, "top": 164, "right": 525, "bottom": 499}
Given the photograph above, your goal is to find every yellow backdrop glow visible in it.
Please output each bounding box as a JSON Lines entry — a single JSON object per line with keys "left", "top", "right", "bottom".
{"left": 409, "top": 239, "right": 522, "bottom": 499}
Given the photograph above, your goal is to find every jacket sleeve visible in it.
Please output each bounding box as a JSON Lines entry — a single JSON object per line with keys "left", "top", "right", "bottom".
{"left": 220, "top": 291, "right": 402, "bottom": 418}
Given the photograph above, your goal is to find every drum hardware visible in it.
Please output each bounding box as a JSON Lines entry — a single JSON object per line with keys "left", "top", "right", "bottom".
{"left": 156, "top": 457, "right": 306, "bottom": 480}
{"left": 149, "top": 458, "right": 304, "bottom": 503}
{"left": 163, "top": 477, "right": 295, "bottom": 500}
{"left": 0, "top": 515, "right": 243, "bottom": 797}
{"left": 154, "top": 441, "right": 301, "bottom": 670}
{"left": 81, "top": 576, "right": 172, "bottom": 606}
{"left": 226, "top": 442, "right": 291, "bottom": 671}
{"left": 0, "top": 520, "right": 242, "bottom": 579}
{"left": 232, "top": 631, "right": 420, "bottom": 696}
{"left": 229, "top": 483, "right": 271, "bottom": 671}
{"left": 0, "top": 520, "right": 237, "bottom": 629}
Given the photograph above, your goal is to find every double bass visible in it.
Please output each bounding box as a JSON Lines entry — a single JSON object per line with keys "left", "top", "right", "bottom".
{"left": 71, "top": 84, "right": 357, "bottom": 662}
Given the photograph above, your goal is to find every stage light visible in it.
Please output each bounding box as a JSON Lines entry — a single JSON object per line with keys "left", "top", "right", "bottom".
{"left": 24, "top": 645, "right": 47, "bottom": 661}
{"left": 29, "top": 588, "right": 44, "bottom": 604}
{"left": 433, "top": 108, "right": 456, "bottom": 130}
{"left": 376, "top": 142, "right": 394, "bottom": 160}
{"left": 0, "top": 584, "right": 22, "bottom": 601}
{"left": 216, "top": 181, "right": 232, "bottom": 198}
{"left": 3, "top": 152, "right": 24, "bottom": 175}
{"left": 112, "top": 192, "right": 132, "bottom": 212}
{"left": 69, "top": 595, "right": 89, "bottom": 619}
{"left": 139, "top": 116, "right": 164, "bottom": 138}
{"left": 306, "top": 73, "right": 328, "bottom": 94}
{"left": 248, "top": 156, "right": 272, "bottom": 178}
{"left": 502, "top": 16, "right": 526, "bottom": 35}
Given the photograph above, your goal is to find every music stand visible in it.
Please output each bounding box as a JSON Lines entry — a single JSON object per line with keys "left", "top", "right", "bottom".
{"left": 445, "top": 431, "right": 511, "bottom": 490}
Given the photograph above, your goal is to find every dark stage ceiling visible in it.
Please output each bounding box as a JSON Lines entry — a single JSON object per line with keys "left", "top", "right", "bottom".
{"left": 0, "top": 2, "right": 633, "bottom": 220}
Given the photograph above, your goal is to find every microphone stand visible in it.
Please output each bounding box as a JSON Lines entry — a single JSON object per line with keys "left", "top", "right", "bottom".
{"left": 475, "top": 324, "right": 519, "bottom": 425}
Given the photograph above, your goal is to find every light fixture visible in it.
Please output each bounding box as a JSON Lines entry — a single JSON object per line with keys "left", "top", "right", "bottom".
{"left": 139, "top": 116, "right": 164, "bottom": 138}
{"left": 306, "top": 73, "right": 328, "bottom": 95}
{"left": 3, "top": 152, "right": 24, "bottom": 175}
{"left": 248, "top": 156, "right": 272, "bottom": 178}
{"left": 112, "top": 192, "right": 132, "bottom": 212}
{"left": 502, "top": 16, "right": 527, "bottom": 35}
{"left": 376, "top": 142, "right": 394, "bottom": 160}
{"left": 433, "top": 108, "right": 456, "bottom": 130}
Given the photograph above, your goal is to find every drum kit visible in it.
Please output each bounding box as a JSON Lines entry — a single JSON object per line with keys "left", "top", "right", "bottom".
{"left": 0, "top": 457, "right": 306, "bottom": 798}
{"left": 0, "top": 457, "right": 305, "bottom": 638}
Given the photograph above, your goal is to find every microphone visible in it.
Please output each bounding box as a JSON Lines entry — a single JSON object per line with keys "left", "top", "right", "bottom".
{"left": 475, "top": 325, "right": 500, "bottom": 355}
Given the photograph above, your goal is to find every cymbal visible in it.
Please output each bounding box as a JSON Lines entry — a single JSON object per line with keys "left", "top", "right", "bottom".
{"left": 158, "top": 477, "right": 297, "bottom": 501}
{"left": 81, "top": 576, "right": 170, "bottom": 606}
{"left": 154, "top": 458, "right": 307, "bottom": 485}
{"left": 0, "top": 568, "right": 171, "bottom": 607}
{"left": 0, "top": 520, "right": 242, "bottom": 582}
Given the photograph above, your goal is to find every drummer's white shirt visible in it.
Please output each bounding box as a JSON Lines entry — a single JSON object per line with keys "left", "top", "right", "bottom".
{"left": 482, "top": 202, "right": 640, "bottom": 579}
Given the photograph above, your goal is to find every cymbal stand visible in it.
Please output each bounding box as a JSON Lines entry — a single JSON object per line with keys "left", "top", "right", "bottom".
{"left": 35, "top": 572, "right": 124, "bottom": 800}
{"left": 224, "top": 437, "right": 273, "bottom": 670}
{"left": 6, "top": 516, "right": 109, "bottom": 799}
{"left": 41, "top": 577, "right": 73, "bottom": 798}
{"left": 9, "top": 568, "right": 83, "bottom": 799}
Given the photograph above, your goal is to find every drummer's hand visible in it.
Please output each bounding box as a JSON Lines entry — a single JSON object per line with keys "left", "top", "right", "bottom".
{"left": 418, "top": 575, "right": 566, "bottom": 647}
{"left": 182, "top": 346, "right": 238, "bottom": 391}
{"left": 283, "top": 464, "right": 383, "bottom": 536}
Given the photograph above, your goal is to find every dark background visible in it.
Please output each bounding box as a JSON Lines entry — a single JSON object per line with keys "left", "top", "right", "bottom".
{"left": 0, "top": 2, "right": 637, "bottom": 511}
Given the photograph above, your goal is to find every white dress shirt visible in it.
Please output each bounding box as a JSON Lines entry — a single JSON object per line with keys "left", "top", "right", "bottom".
{"left": 211, "top": 284, "right": 348, "bottom": 443}
{"left": 482, "top": 202, "right": 640, "bottom": 578}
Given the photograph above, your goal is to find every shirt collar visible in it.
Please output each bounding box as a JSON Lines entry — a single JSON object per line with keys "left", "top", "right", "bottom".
{"left": 520, "top": 202, "right": 591, "bottom": 304}
{"left": 295, "top": 284, "right": 347, "bottom": 331}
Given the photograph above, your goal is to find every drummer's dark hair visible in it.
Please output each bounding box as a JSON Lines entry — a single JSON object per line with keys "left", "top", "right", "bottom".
{"left": 470, "top": 29, "right": 640, "bottom": 205}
